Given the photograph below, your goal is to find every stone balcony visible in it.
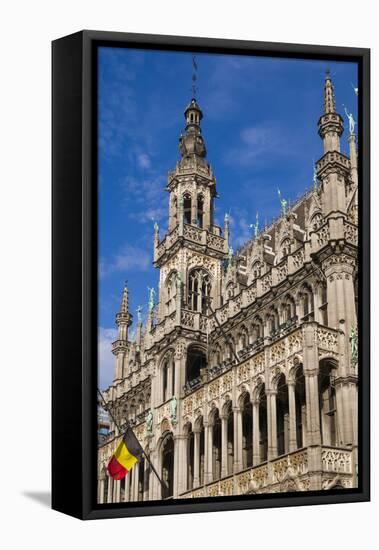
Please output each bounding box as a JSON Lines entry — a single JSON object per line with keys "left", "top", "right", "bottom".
{"left": 179, "top": 445, "right": 355, "bottom": 498}
{"left": 155, "top": 222, "right": 226, "bottom": 263}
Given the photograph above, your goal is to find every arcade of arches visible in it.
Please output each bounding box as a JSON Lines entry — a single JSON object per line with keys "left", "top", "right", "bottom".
{"left": 98, "top": 359, "right": 349, "bottom": 503}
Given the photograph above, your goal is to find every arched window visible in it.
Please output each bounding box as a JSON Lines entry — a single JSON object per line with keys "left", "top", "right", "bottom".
{"left": 166, "top": 271, "right": 177, "bottom": 314}
{"left": 319, "top": 360, "right": 338, "bottom": 446}
{"left": 319, "top": 283, "right": 328, "bottom": 325}
{"left": 161, "top": 433, "right": 174, "bottom": 498}
{"left": 197, "top": 194, "right": 204, "bottom": 228}
{"left": 282, "top": 294, "right": 296, "bottom": 324}
{"left": 210, "top": 409, "right": 221, "bottom": 481}
{"left": 252, "top": 317, "right": 263, "bottom": 343}
{"left": 280, "top": 238, "right": 291, "bottom": 259}
{"left": 186, "top": 345, "right": 207, "bottom": 386}
{"left": 239, "top": 326, "right": 248, "bottom": 351}
{"left": 162, "top": 360, "right": 169, "bottom": 402}
{"left": 269, "top": 308, "right": 280, "bottom": 334}
{"left": 252, "top": 260, "right": 262, "bottom": 280}
{"left": 226, "top": 283, "right": 234, "bottom": 300}
{"left": 311, "top": 212, "right": 323, "bottom": 231}
{"left": 188, "top": 268, "right": 211, "bottom": 314}
{"left": 275, "top": 373, "right": 289, "bottom": 456}
{"left": 295, "top": 365, "right": 306, "bottom": 449}
{"left": 183, "top": 194, "right": 192, "bottom": 225}
{"left": 241, "top": 393, "right": 253, "bottom": 469}
{"left": 225, "top": 401, "right": 234, "bottom": 476}
{"left": 185, "top": 422, "right": 194, "bottom": 491}
{"left": 258, "top": 385, "right": 268, "bottom": 463}
{"left": 301, "top": 284, "right": 314, "bottom": 321}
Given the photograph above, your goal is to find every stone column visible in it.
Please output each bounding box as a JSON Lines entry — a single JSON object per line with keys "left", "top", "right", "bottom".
{"left": 348, "top": 134, "right": 358, "bottom": 186}
{"left": 134, "top": 463, "right": 140, "bottom": 501}
{"left": 107, "top": 476, "right": 113, "bottom": 503}
{"left": 193, "top": 428, "right": 201, "bottom": 488}
{"left": 98, "top": 478, "right": 105, "bottom": 504}
{"left": 252, "top": 399, "right": 260, "bottom": 466}
{"left": 114, "top": 479, "right": 121, "bottom": 502}
{"left": 203, "top": 193, "right": 211, "bottom": 230}
{"left": 221, "top": 414, "right": 228, "bottom": 477}
{"left": 233, "top": 407, "right": 243, "bottom": 473}
{"left": 191, "top": 193, "right": 198, "bottom": 225}
{"left": 288, "top": 381, "right": 297, "bottom": 452}
{"left": 167, "top": 364, "right": 173, "bottom": 399}
{"left": 266, "top": 390, "right": 278, "bottom": 461}
{"left": 303, "top": 324, "right": 321, "bottom": 446}
{"left": 305, "top": 374, "right": 321, "bottom": 446}
{"left": 143, "top": 458, "right": 150, "bottom": 501}
{"left": 124, "top": 472, "right": 130, "bottom": 502}
{"left": 175, "top": 434, "right": 188, "bottom": 497}
{"left": 325, "top": 259, "right": 356, "bottom": 335}
{"left": 206, "top": 422, "right": 213, "bottom": 483}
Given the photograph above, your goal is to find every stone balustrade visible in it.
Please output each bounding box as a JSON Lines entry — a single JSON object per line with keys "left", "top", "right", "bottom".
{"left": 179, "top": 445, "right": 353, "bottom": 498}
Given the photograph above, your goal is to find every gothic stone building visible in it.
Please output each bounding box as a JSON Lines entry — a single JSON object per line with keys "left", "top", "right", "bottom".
{"left": 97, "top": 74, "right": 359, "bottom": 503}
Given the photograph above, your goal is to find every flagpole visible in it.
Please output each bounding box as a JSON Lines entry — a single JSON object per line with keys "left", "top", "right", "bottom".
{"left": 97, "top": 388, "right": 169, "bottom": 498}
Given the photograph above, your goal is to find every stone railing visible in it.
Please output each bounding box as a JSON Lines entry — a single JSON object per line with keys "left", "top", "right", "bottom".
{"left": 206, "top": 232, "right": 225, "bottom": 253}
{"left": 183, "top": 223, "right": 203, "bottom": 244}
{"left": 271, "top": 449, "right": 308, "bottom": 483}
{"left": 156, "top": 226, "right": 179, "bottom": 260}
{"left": 180, "top": 446, "right": 354, "bottom": 498}
{"left": 316, "top": 326, "right": 339, "bottom": 355}
{"left": 321, "top": 447, "right": 352, "bottom": 474}
{"left": 343, "top": 220, "right": 358, "bottom": 246}
{"left": 180, "top": 309, "right": 208, "bottom": 333}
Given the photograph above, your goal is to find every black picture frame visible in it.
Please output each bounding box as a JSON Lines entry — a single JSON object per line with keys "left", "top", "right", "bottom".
{"left": 52, "top": 30, "right": 370, "bottom": 520}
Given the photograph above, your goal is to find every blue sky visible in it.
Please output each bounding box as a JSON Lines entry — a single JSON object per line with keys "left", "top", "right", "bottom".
{"left": 98, "top": 46, "right": 358, "bottom": 389}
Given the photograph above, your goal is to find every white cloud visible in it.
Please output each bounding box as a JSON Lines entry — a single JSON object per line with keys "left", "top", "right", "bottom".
{"left": 98, "top": 327, "right": 118, "bottom": 390}
{"left": 225, "top": 121, "right": 299, "bottom": 168}
{"left": 228, "top": 210, "right": 253, "bottom": 248}
{"left": 100, "top": 244, "right": 151, "bottom": 279}
{"left": 137, "top": 153, "right": 151, "bottom": 169}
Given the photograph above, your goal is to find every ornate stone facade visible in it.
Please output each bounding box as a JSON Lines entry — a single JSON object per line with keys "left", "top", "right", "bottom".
{"left": 97, "top": 76, "right": 358, "bottom": 503}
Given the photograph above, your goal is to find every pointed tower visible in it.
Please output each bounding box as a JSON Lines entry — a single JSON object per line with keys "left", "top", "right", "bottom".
{"left": 316, "top": 72, "right": 350, "bottom": 217}
{"left": 154, "top": 96, "right": 228, "bottom": 322}
{"left": 316, "top": 74, "right": 357, "bottom": 337}
{"left": 150, "top": 96, "right": 228, "bottom": 435}
{"left": 112, "top": 283, "right": 132, "bottom": 383}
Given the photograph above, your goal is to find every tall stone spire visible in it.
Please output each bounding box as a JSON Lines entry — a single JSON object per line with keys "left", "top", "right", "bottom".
{"left": 316, "top": 72, "right": 351, "bottom": 219}
{"left": 116, "top": 282, "right": 132, "bottom": 342}
{"left": 318, "top": 71, "right": 344, "bottom": 154}
{"left": 112, "top": 283, "right": 132, "bottom": 383}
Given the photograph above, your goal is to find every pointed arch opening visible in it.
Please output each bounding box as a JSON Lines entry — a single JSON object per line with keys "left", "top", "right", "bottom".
{"left": 185, "top": 345, "right": 207, "bottom": 388}
{"left": 161, "top": 432, "right": 174, "bottom": 498}
{"left": 241, "top": 392, "right": 253, "bottom": 469}
{"left": 210, "top": 408, "right": 221, "bottom": 481}
{"left": 319, "top": 359, "right": 338, "bottom": 446}
{"left": 275, "top": 373, "right": 289, "bottom": 456}
{"left": 295, "top": 365, "right": 306, "bottom": 448}
{"left": 188, "top": 268, "right": 211, "bottom": 314}
{"left": 183, "top": 193, "right": 192, "bottom": 225}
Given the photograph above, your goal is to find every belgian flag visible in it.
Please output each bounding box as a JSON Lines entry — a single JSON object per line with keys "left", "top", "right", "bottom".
{"left": 107, "top": 427, "right": 144, "bottom": 480}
